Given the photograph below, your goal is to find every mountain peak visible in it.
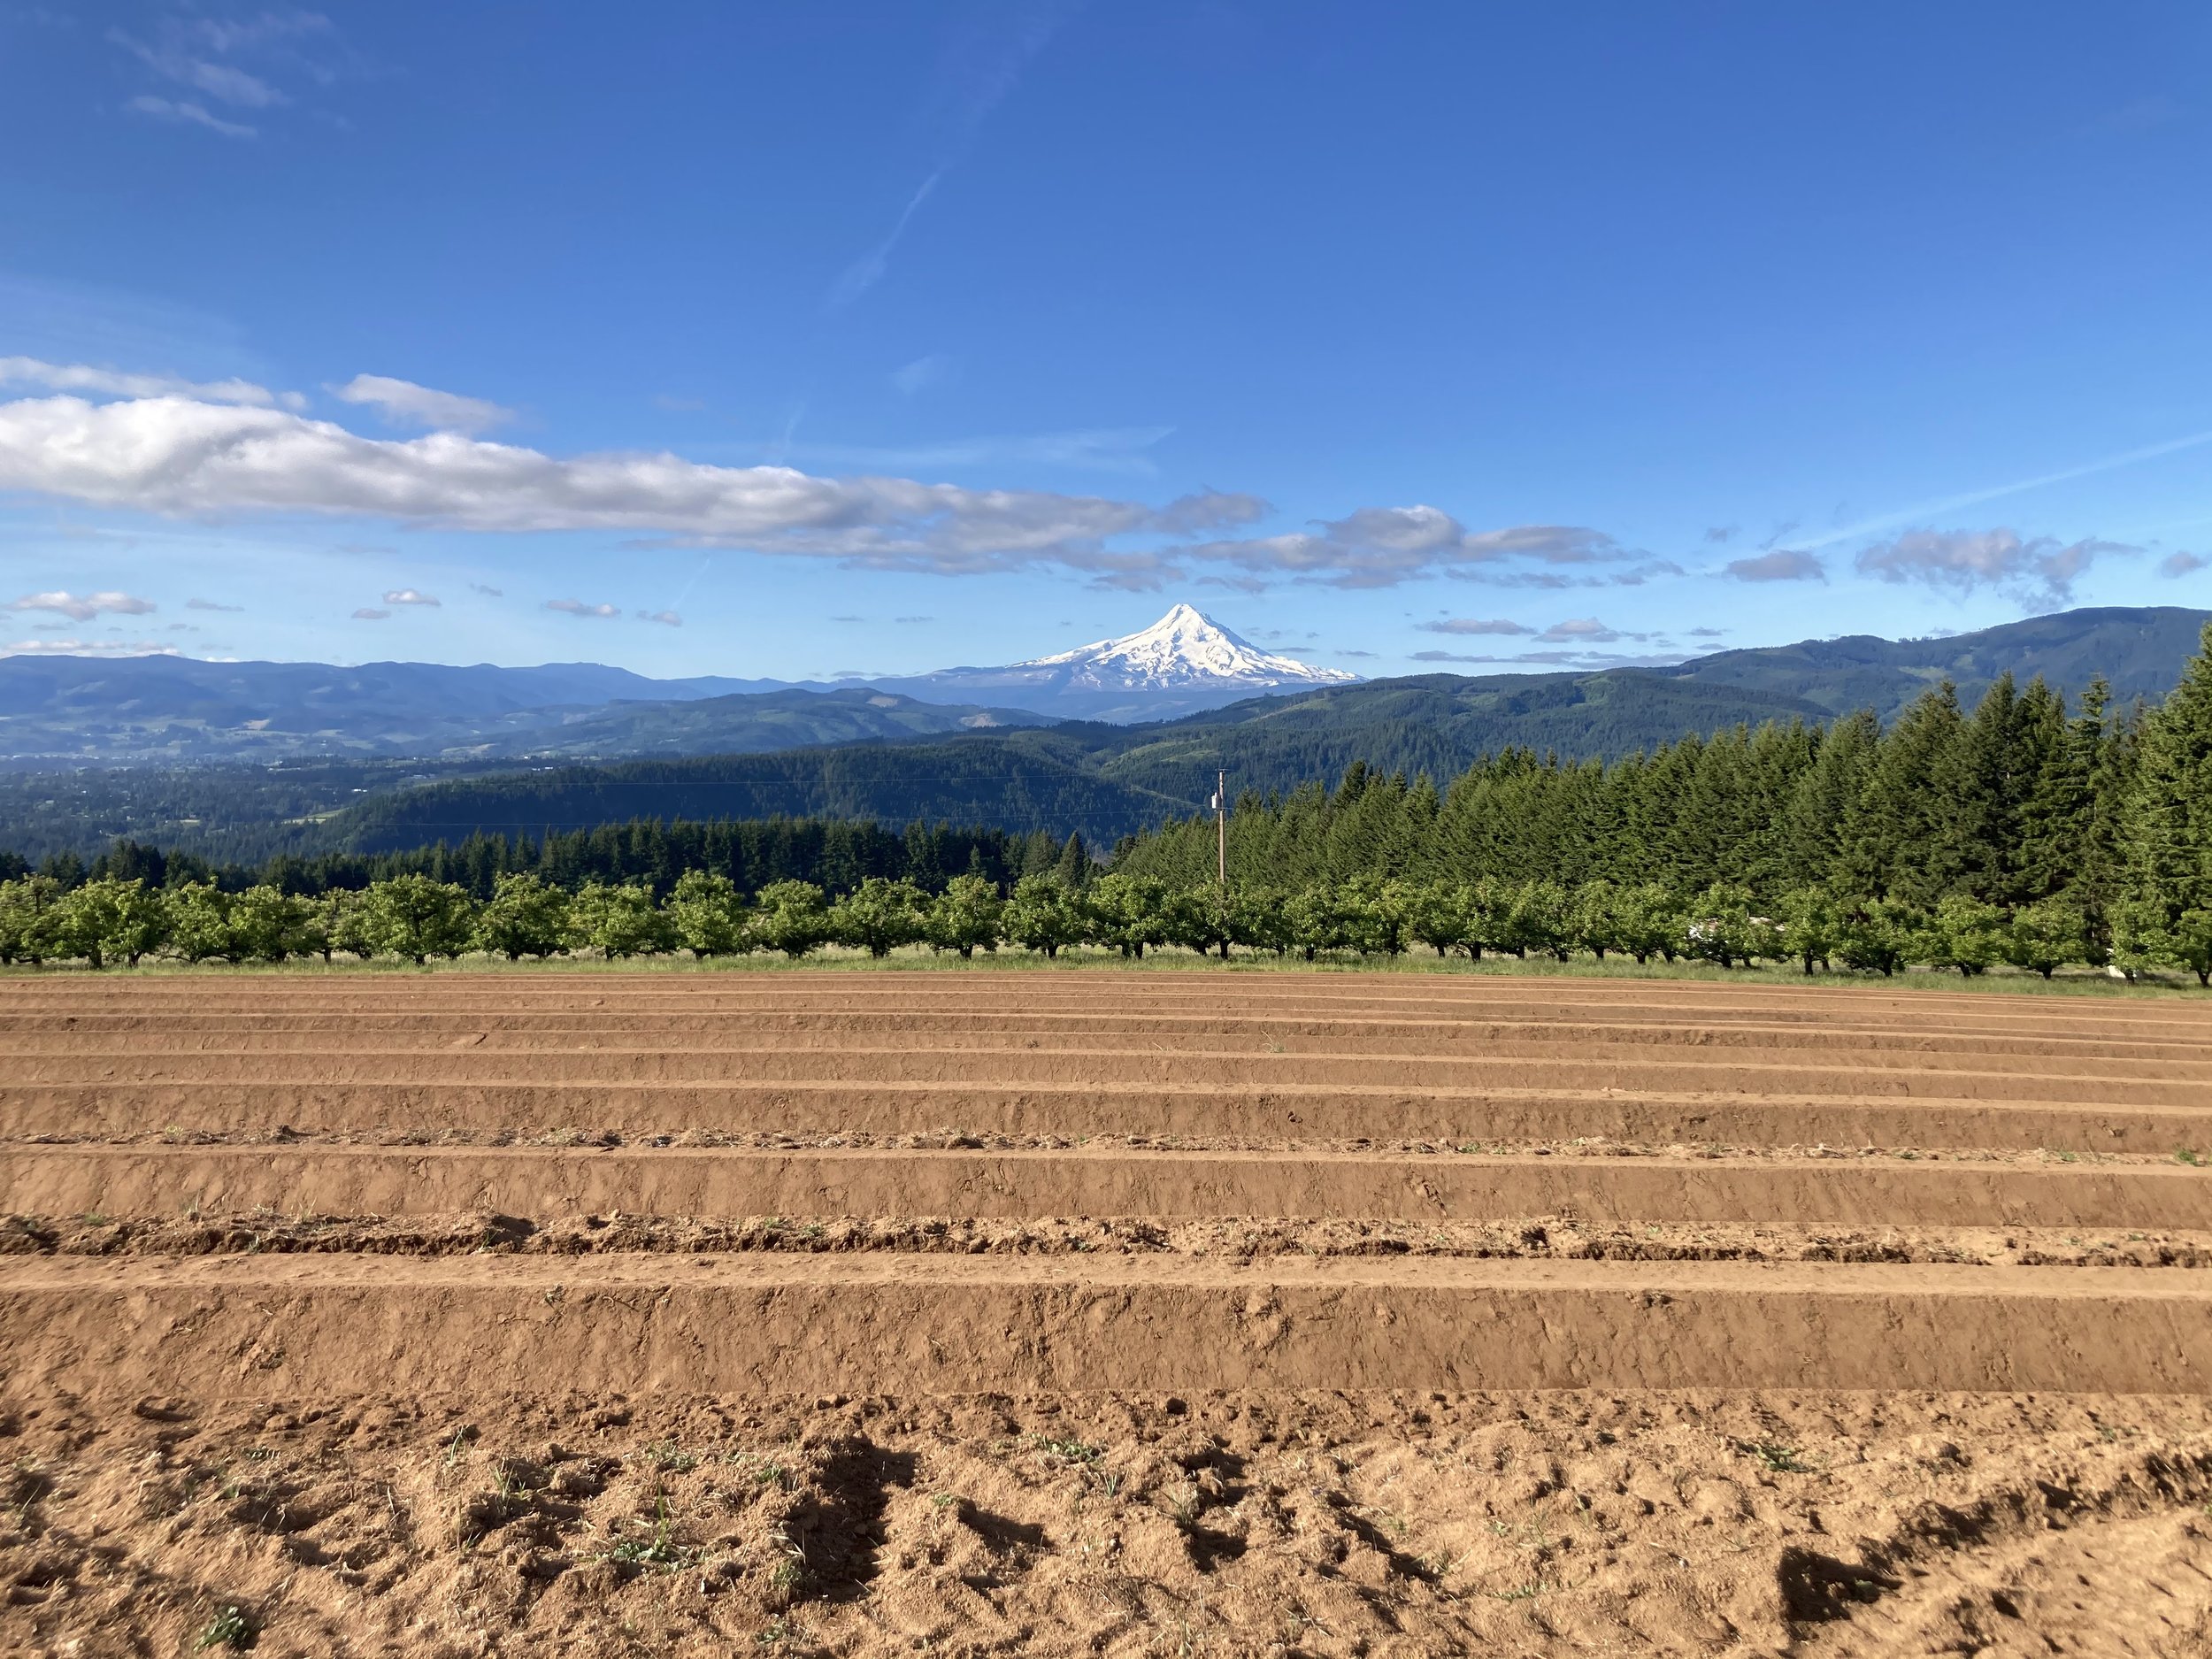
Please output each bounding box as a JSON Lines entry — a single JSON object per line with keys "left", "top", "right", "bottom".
{"left": 1018, "top": 603, "right": 1357, "bottom": 692}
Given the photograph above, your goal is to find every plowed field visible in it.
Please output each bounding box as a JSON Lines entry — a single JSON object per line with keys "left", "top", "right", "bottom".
{"left": 3, "top": 971, "right": 2209, "bottom": 1656}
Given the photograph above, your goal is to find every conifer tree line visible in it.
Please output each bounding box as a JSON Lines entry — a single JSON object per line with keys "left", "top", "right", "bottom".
{"left": 5, "top": 625, "right": 2212, "bottom": 979}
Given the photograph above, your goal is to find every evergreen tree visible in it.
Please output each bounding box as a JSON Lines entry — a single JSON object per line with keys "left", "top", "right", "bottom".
{"left": 2125, "top": 621, "right": 2212, "bottom": 924}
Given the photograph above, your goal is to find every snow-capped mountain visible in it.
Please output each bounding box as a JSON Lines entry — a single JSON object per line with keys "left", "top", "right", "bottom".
{"left": 871, "top": 603, "right": 1361, "bottom": 722}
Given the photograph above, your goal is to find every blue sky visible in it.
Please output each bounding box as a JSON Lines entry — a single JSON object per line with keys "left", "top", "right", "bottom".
{"left": 2, "top": 1, "right": 2209, "bottom": 680}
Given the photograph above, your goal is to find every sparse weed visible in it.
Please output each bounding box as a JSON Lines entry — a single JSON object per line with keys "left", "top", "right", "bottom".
{"left": 195, "top": 1605, "right": 258, "bottom": 1651}
{"left": 638, "top": 1440, "right": 698, "bottom": 1473}
{"left": 1740, "top": 1439, "right": 1811, "bottom": 1474}
{"left": 442, "top": 1426, "right": 473, "bottom": 1471}
{"left": 1489, "top": 1580, "right": 1555, "bottom": 1603}
{"left": 1025, "top": 1432, "right": 1103, "bottom": 1464}
{"left": 605, "top": 1499, "right": 689, "bottom": 1570}
{"left": 2177, "top": 1148, "right": 2205, "bottom": 1167}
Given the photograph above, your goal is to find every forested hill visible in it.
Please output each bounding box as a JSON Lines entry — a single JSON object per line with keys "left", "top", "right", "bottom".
{"left": 1646, "top": 605, "right": 2211, "bottom": 717}
{"left": 329, "top": 731, "right": 1194, "bottom": 855}
{"left": 6, "top": 605, "right": 2207, "bottom": 862}
{"left": 324, "top": 674, "right": 1833, "bottom": 856}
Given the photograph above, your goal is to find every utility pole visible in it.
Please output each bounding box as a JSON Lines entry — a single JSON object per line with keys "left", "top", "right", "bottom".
{"left": 1215, "top": 768, "right": 1227, "bottom": 890}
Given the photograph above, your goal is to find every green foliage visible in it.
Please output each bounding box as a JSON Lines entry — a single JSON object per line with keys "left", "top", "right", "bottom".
{"left": 1777, "top": 887, "right": 1838, "bottom": 975}
{"left": 1833, "top": 897, "right": 1917, "bottom": 977}
{"left": 830, "top": 876, "right": 930, "bottom": 958}
{"left": 748, "top": 880, "right": 830, "bottom": 958}
{"left": 166, "top": 882, "right": 242, "bottom": 964}
{"left": 2002, "top": 897, "right": 2090, "bottom": 980}
{"left": 1002, "top": 876, "right": 1087, "bottom": 958}
{"left": 229, "top": 885, "right": 317, "bottom": 964}
{"left": 1927, "top": 894, "right": 2008, "bottom": 977}
{"left": 0, "top": 876, "right": 65, "bottom": 964}
{"left": 665, "top": 870, "right": 745, "bottom": 958}
{"left": 925, "top": 874, "right": 1003, "bottom": 957}
{"left": 565, "top": 881, "right": 676, "bottom": 960}
{"left": 472, "top": 872, "right": 573, "bottom": 960}
{"left": 1086, "top": 872, "right": 1170, "bottom": 958}
{"left": 357, "top": 874, "right": 476, "bottom": 964}
{"left": 55, "top": 877, "right": 171, "bottom": 967}
{"left": 1682, "top": 883, "right": 1763, "bottom": 969}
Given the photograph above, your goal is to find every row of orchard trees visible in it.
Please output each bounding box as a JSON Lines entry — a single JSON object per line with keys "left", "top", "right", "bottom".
{"left": 0, "top": 861, "right": 2180, "bottom": 978}
{"left": 0, "top": 871, "right": 1018, "bottom": 968}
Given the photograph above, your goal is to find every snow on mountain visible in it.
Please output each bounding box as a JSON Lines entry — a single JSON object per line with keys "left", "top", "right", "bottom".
{"left": 869, "top": 603, "right": 1362, "bottom": 722}
{"left": 1017, "top": 603, "right": 1357, "bottom": 691}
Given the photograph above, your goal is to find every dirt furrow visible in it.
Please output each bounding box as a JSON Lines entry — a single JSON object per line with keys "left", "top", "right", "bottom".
{"left": 8, "top": 1143, "right": 2208, "bottom": 1229}
{"left": 4, "top": 1254, "right": 2208, "bottom": 1397}
{"left": 14, "top": 1043, "right": 2210, "bottom": 1089}
{"left": 6, "top": 1078, "right": 2198, "bottom": 1149}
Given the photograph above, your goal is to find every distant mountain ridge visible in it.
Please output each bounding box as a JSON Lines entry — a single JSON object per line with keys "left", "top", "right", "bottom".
{"left": 2, "top": 605, "right": 2204, "bottom": 785}
{"left": 866, "top": 603, "right": 1357, "bottom": 720}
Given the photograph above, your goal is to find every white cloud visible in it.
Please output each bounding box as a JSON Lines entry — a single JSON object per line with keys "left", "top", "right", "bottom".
{"left": 108, "top": 12, "right": 349, "bottom": 139}
{"left": 332, "top": 374, "right": 515, "bottom": 434}
{"left": 1854, "top": 527, "right": 2133, "bottom": 603}
{"left": 1724, "top": 549, "right": 1827, "bottom": 583}
{"left": 547, "top": 599, "right": 620, "bottom": 618}
{"left": 0, "top": 356, "right": 280, "bottom": 406}
{"left": 1179, "top": 507, "right": 1633, "bottom": 589}
{"left": 0, "top": 385, "right": 1259, "bottom": 580}
{"left": 1, "top": 637, "right": 178, "bottom": 657}
{"left": 1541, "top": 618, "right": 1624, "bottom": 641}
{"left": 637, "top": 609, "right": 682, "bottom": 626}
{"left": 110, "top": 28, "right": 288, "bottom": 107}
{"left": 7, "top": 590, "right": 157, "bottom": 622}
{"left": 125, "top": 95, "right": 257, "bottom": 139}
{"left": 1419, "top": 618, "right": 1533, "bottom": 636}
{"left": 352, "top": 607, "right": 388, "bottom": 620}
{"left": 381, "top": 588, "right": 440, "bottom": 606}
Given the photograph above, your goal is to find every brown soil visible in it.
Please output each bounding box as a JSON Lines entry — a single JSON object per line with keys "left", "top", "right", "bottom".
{"left": 3, "top": 969, "right": 2209, "bottom": 1655}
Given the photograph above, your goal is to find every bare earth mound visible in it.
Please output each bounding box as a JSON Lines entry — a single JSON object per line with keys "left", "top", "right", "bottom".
{"left": 2, "top": 971, "right": 2208, "bottom": 1655}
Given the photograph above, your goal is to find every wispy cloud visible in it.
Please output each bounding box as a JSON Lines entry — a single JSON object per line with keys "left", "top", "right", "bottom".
{"left": 1855, "top": 527, "right": 2134, "bottom": 604}
{"left": 636, "top": 609, "right": 681, "bottom": 626}
{"left": 1724, "top": 549, "right": 1826, "bottom": 583}
{"left": 333, "top": 374, "right": 513, "bottom": 434}
{"left": 351, "top": 607, "right": 388, "bottom": 620}
{"left": 1419, "top": 617, "right": 1533, "bottom": 636}
{"left": 186, "top": 596, "right": 242, "bottom": 612}
{"left": 125, "top": 94, "right": 257, "bottom": 138}
{"left": 1780, "top": 428, "right": 2212, "bottom": 555}
{"left": 2, "top": 636, "right": 177, "bottom": 657}
{"left": 0, "top": 355, "right": 291, "bottom": 407}
{"left": 469, "top": 582, "right": 504, "bottom": 597}
{"left": 546, "top": 599, "right": 620, "bottom": 618}
{"left": 2161, "top": 551, "right": 2206, "bottom": 578}
{"left": 7, "top": 589, "right": 156, "bottom": 622}
{"left": 828, "top": 173, "right": 941, "bottom": 311}
{"left": 109, "top": 10, "right": 352, "bottom": 139}
{"left": 381, "top": 588, "right": 439, "bottom": 606}
{"left": 1179, "top": 507, "right": 1635, "bottom": 589}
